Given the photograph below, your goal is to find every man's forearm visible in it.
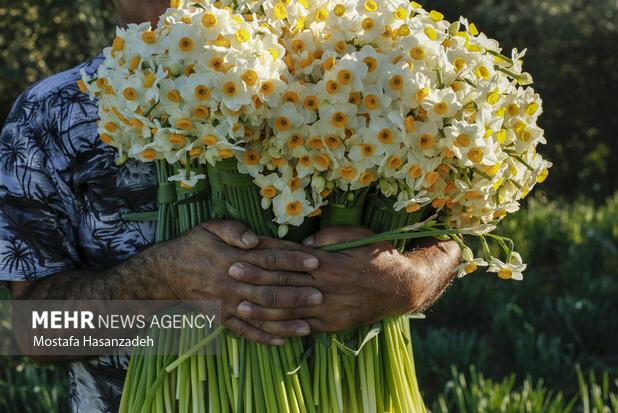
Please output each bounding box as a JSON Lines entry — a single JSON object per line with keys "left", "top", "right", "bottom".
{"left": 12, "top": 245, "right": 168, "bottom": 301}
{"left": 404, "top": 239, "right": 460, "bottom": 312}
{"left": 10, "top": 246, "right": 171, "bottom": 364}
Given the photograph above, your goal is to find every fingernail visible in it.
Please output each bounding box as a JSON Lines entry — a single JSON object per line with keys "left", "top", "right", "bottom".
{"left": 296, "top": 325, "right": 310, "bottom": 335}
{"left": 303, "top": 257, "right": 319, "bottom": 270}
{"left": 308, "top": 292, "right": 323, "bottom": 305}
{"left": 302, "top": 236, "right": 314, "bottom": 246}
{"left": 228, "top": 264, "right": 244, "bottom": 279}
{"left": 241, "top": 231, "right": 258, "bottom": 247}
{"left": 271, "top": 338, "right": 286, "bottom": 346}
{"left": 237, "top": 302, "right": 251, "bottom": 316}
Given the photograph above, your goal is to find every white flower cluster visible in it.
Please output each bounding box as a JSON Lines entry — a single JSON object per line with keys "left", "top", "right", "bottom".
{"left": 81, "top": 0, "right": 552, "bottom": 279}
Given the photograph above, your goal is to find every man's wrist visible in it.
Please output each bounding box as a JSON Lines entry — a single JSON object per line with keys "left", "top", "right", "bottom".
{"left": 130, "top": 244, "right": 175, "bottom": 300}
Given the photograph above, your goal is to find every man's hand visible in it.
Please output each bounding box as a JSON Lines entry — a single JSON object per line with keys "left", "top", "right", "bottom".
{"left": 230, "top": 226, "right": 460, "bottom": 333}
{"left": 148, "top": 220, "right": 323, "bottom": 345}
{"left": 12, "top": 220, "right": 326, "bottom": 354}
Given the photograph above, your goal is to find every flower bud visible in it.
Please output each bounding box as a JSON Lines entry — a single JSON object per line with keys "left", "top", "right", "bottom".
{"left": 278, "top": 224, "right": 289, "bottom": 238}
{"left": 461, "top": 246, "right": 474, "bottom": 262}
{"left": 311, "top": 175, "right": 325, "bottom": 193}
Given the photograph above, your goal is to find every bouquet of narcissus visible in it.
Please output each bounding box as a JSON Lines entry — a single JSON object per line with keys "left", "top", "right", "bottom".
{"left": 80, "top": 0, "right": 551, "bottom": 411}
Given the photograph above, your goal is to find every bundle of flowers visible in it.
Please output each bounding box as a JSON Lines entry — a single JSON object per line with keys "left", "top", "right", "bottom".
{"left": 80, "top": 0, "right": 551, "bottom": 411}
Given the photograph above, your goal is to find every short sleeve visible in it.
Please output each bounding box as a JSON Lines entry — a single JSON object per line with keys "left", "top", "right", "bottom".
{"left": 0, "top": 93, "right": 80, "bottom": 281}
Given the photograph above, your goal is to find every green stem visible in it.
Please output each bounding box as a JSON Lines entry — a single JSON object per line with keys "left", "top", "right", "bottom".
{"left": 319, "top": 229, "right": 459, "bottom": 252}
{"left": 166, "top": 326, "right": 225, "bottom": 373}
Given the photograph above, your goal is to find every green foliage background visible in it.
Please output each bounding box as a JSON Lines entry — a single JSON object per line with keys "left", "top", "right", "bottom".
{"left": 0, "top": 0, "right": 617, "bottom": 411}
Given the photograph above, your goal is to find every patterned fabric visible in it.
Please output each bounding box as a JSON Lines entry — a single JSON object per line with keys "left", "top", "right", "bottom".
{"left": 0, "top": 56, "right": 158, "bottom": 412}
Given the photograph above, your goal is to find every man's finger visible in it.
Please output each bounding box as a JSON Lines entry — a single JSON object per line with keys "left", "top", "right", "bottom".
{"left": 224, "top": 317, "right": 286, "bottom": 346}
{"left": 236, "top": 300, "right": 315, "bottom": 321}
{"left": 228, "top": 262, "right": 317, "bottom": 287}
{"left": 237, "top": 285, "right": 323, "bottom": 308}
{"left": 244, "top": 248, "right": 319, "bottom": 272}
{"left": 202, "top": 220, "right": 259, "bottom": 249}
{"left": 302, "top": 226, "right": 374, "bottom": 248}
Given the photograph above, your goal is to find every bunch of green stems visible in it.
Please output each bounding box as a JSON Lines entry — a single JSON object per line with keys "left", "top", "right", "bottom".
{"left": 120, "top": 160, "right": 431, "bottom": 413}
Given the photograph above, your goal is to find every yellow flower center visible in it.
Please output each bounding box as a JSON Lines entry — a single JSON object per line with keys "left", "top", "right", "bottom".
{"left": 104, "top": 122, "right": 118, "bottom": 133}
{"left": 487, "top": 89, "right": 500, "bottom": 105}
{"left": 112, "top": 36, "right": 124, "bottom": 53}
{"left": 387, "top": 156, "right": 403, "bottom": 169}
{"left": 424, "top": 171, "right": 440, "bottom": 185}
{"left": 194, "top": 85, "right": 211, "bottom": 100}
{"left": 179, "top": 37, "right": 194, "bottom": 52}
{"left": 308, "top": 137, "right": 323, "bottom": 149}
{"left": 304, "top": 96, "right": 318, "bottom": 110}
{"left": 362, "top": 17, "right": 375, "bottom": 30}
{"left": 287, "top": 134, "right": 304, "bottom": 148}
{"left": 285, "top": 201, "right": 302, "bottom": 216}
{"left": 333, "top": 4, "right": 346, "bottom": 17}
{"left": 282, "top": 91, "right": 301, "bottom": 104}
{"left": 209, "top": 57, "right": 225, "bottom": 72}
{"left": 325, "top": 135, "right": 341, "bottom": 149}
{"left": 167, "top": 89, "right": 181, "bottom": 103}
{"left": 361, "top": 144, "right": 375, "bottom": 157}
{"left": 337, "top": 70, "right": 353, "bottom": 85}
{"left": 241, "top": 70, "right": 258, "bottom": 86}
{"left": 377, "top": 128, "right": 394, "bottom": 144}
{"left": 408, "top": 165, "right": 422, "bottom": 178}
{"left": 260, "top": 186, "right": 277, "bottom": 199}
{"left": 223, "top": 82, "right": 238, "bottom": 97}
{"left": 314, "top": 153, "right": 330, "bottom": 168}
{"left": 192, "top": 105, "right": 210, "bottom": 119}
{"left": 389, "top": 75, "right": 404, "bottom": 91}
{"left": 468, "top": 149, "right": 484, "bottom": 163}
{"left": 141, "top": 31, "right": 156, "bottom": 44}
{"left": 243, "top": 150, "right": 260, "bottom": 165}
{"left": 363, "top": 57, "right": 378, "bottom": 72}
{"left": 169, "top": 133, "right": 185, "bottom": 145}
{"left": 275, "top": 116, "right": 292, "bottom": 131}
{"left": 315, "top": 8, "right": 328, "bottom": 21}
{"left": 326, "top": 80, "right": 340, "bottom": 94}
{"left": 260, "top": 81, "right": 275, "bottom": 95}
{"left": 455, "top": 133, "right": 471, "bottom": 147}
{"left": 236, "top": 28, "right": 250, "bottom": 43}
{"left": 274, "top": 3, "right": 288, "bottom": 20}
{"left": 405, "top": 116, "right": 416, "bottom": 133}
{"left": 122, "top": 87, "right": 137, "bottom": 101}
{"left": 202, "top": 13, "right": 217, "bottom": 28}
{"left": 419, "top": 134, "right": 434, "bottom": 149}
{"left": 434, "top": 101, "right": 449, "bottom": 115}
{"left": 99, "top": 134, "right": 113, "bottom": 144}
{"left": 202, "top": 134, "right": 217, "bottom": 146}
{"left": 364, "top": 95, "right": 378, "bottom": 110}
{"left": 364, "top": 1, "right": 378, "bottom": 12}
{"left": 476, "top": 65, "right": 490, "bottom": 80}
{"left": 537, "top": 169, "right": 549, "bottom": 183}
{"left": 498, "top": 268, "right": 513, "bottom": 280}
{"left": 141, "top": 149, "right": 156, "bottom": 161}
{"left": 464, "top": 262, "right": 477, "bottom": 273}
{"left": 331, "top": 112, "right": 348, "bottom": 128}
{"left": 289, "top": 177, "right": 301, "bottom": 191}
{"left": 360, "top": 171, "right": 375, "bottom": 185}
{"left": 340, "top": 166, "right": 356, "bottom": 180}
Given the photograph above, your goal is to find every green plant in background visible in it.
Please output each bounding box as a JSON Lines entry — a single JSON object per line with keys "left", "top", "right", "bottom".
{"left": 432, "top": 366, "right": 618, "bottom": 413}
{"left": 0, "top": 287, "right": 69, "bottom": 412}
